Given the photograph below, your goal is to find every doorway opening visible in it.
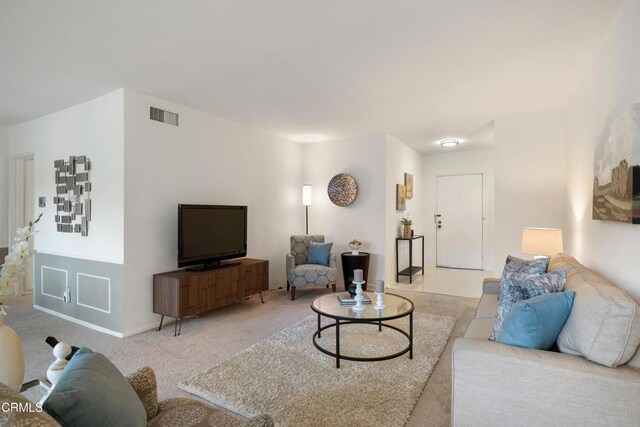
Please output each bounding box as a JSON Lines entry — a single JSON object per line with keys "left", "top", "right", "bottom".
{"left": 9, "top": 153, "right": 35, "bottom": 295}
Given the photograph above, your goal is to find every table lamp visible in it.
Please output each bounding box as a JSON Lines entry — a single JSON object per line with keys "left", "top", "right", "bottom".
{"left": 521, "top": 227, "right": 563, "bottom": 258}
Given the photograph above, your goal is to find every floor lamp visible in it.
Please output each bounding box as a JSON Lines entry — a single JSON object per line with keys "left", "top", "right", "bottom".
{"left": 302, "top": 184, "right": 312, "bottom": 235}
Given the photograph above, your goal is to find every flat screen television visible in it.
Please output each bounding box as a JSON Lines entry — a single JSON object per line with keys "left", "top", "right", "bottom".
{"left": 178, "top": 204, "right": 247, "bottom": 270}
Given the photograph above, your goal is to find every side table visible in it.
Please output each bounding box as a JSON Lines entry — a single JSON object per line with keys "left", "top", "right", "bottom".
{"left": 20, "top": 378, "right": 52, "bottom": 404}
{"left": 341, "top": 252, "right": 370, "bottom": 291}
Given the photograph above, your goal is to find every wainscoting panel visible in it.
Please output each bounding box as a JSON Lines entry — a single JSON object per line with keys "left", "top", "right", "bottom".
{"left": 35, "top": 252, "right": 123, "bottom": 334}
{"left": 41, "top": 266, "right": 67, "bottom": 300}
{"left": 77, "top": 273, "right": 111, "bottom": 313}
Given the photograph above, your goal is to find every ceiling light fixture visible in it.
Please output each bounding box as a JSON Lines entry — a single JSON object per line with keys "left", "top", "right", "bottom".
{"left": 439, "top": 139, "right": 460, "bottom": 148}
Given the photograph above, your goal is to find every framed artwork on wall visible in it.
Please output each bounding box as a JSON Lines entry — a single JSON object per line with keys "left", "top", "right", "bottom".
{"left": 592, "top": 103, "right": 640, "bottom": 224}
{"left": 404, "top": 173, "right": 414, "bottom": 199}
{"left": 396, "top": 184, "right": 406, "bottom": 211}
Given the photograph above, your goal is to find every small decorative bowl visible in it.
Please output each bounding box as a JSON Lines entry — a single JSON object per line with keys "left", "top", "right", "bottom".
{"left": 349, "top": 242, "right": 362, "bottom": 255}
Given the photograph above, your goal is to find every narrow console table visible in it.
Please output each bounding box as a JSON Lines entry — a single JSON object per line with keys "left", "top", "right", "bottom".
{"left": 395, "top": 235, "right": 424, "bottom": 283}
{"left": 153, "top": 258, "right": 269, "bottom": 336}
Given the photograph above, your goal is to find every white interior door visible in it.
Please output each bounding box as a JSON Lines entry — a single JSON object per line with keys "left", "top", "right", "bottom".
{"left": 436, "top": 174, "right": 483, "bottom": 269}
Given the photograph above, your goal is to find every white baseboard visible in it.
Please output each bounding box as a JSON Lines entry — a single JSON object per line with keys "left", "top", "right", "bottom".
{"left": 122, "top": 322, "right": 159, "bottom": 337}
{"left": 33, "top": 305, "right": 124, "bottom": 338}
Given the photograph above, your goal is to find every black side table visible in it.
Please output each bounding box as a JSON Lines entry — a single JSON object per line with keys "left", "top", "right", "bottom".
{"left": 395, "top": 235, "right": 424, "bottom": 283}
{"left": 341, "top": 252, "right": 370, "bottom": 291}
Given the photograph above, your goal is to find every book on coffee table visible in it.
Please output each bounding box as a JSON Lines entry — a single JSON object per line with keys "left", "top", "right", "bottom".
{"left": 338, "top": 293, "right": 372, "bottom": 305}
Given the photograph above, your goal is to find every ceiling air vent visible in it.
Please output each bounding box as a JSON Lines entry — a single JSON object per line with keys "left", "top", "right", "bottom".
{"left": 150, "top": 106, "right": 179, "bottom": 126}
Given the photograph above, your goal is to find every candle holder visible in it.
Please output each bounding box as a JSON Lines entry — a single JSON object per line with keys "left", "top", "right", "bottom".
{"left": 352, "top": 280, "right": 366, "bottom": 311}
{"left": 374, "top": 292, "right": 385, "bottom": 310}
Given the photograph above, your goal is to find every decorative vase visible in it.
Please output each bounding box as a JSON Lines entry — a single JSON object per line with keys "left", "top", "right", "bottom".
{"left": 0, "top": 311, "right": 25, "bottom": 391}
{"left": 402, "top": 225, "right": 412, "bottom": 238}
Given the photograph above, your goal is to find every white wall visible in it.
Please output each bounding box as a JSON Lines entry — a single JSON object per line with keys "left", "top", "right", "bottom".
{"left": 8, "top": 90, "right": 125, "bottom": 264}
{"left": 0, "top": 125, "right": 8, "bottom": 247}
{"left": 385, "top": 135, "right": 424, "bottom": 283}
{"left": 422, "top": 148, "right": 495, "bottom": 271}
{"left": 123, "top": 90, "right": 304, "bottom": 334}
{"left": 565, "top": 0, "right": 640, "bottom": 301}
{"left": 302, "top": 135, "right": 386, "bottom": 288}
{"left": 493, "top": 110, "right": 567, "bottom": 268}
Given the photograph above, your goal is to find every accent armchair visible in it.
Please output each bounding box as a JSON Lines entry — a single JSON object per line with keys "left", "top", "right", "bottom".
{"left": 286, "top": 235, "right": 337, "bottom": 300}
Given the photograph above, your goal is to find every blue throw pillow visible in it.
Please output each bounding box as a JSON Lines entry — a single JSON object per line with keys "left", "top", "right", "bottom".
{"left": 43, "top": 348, "right": 146, "bottom": 427}
{"left": 308, "top": 242, "right": 333, "bottom": 266}
{"left": 490, "top": 270, "right": 567, "bottom": 340}
{"left": 498, "top": 291, "right": 576, "bottom": 350}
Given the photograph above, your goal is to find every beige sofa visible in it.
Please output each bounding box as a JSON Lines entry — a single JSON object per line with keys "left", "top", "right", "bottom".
{"left": 452, "top": 254, "right": 640, "bottom": 427}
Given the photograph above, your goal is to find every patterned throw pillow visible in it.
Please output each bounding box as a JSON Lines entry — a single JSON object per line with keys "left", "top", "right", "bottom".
{"left": 496, "top": 256, "right": 551, "bottom": 300}
{"left": 502, "top": 255, "right": 550, "bottom": 280}
{"left": 490, "top": 270, "right": 567, "bottom": 340}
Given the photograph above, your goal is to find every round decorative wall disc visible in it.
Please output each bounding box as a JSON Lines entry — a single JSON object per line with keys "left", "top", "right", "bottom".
{"left": 327, "top": 173, "right": 357, "bottom": 206}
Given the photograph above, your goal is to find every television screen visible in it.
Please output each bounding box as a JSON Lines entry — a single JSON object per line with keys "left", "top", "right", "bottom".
{"left": 178, "top": 205, "right": 247, "bottom": 268}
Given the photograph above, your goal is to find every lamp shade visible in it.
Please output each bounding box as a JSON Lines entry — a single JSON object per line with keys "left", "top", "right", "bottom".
{"left": 302, "top": 184, "right": 312, "bottom": 206}
{"left": 521, "top": 228, "right": 563, "bottom": 256}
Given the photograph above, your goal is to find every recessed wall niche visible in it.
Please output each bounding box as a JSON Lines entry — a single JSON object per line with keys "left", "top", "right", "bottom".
{"left": 53, "top": 155, "right": 92, "bottom": 236}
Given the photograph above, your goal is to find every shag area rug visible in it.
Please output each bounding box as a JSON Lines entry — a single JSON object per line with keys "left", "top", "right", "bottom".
{"left": 179, "top": 313, "right": 455, "bottom": 426}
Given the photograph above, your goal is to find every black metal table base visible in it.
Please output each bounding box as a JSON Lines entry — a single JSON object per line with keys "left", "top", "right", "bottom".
{"left": 312, "top": 313, "right": 413, "bottom": 368}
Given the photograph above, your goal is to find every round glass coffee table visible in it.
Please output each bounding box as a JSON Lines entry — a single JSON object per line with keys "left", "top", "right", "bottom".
{"left": 310, "top": 293, "right": 414, "bottom": 368}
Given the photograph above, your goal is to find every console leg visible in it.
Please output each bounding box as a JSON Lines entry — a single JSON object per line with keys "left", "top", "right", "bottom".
{"left": 286, "top": 282, "right": 290, "bottom": 291}
{"left": 259, "top": 292, "right": 265, "bottom": 304}
{"left": 157, "top": 315, "right": 164, "bottom": 332}
{"left": 336, "top": 319, "right": 340, "bottom": 369}
{"left": 326, "top": 284, "right": 329, "bottom": 289}
{"left": 178, "top": 317, "right": 183, "bottom": 336}
{"left": 331, "top": 283, "right": 336, "bottom": 293}
{"left": 174, "top": 318, "right": 178, "bottom": 337}
{"left": 291, "top": 286, "right": 296, "bottom": 301}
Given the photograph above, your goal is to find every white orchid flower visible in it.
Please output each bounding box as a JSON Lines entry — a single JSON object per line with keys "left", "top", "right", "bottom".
{"left": 3, "top": 255, "right": 24, "bottom": 273}
{"left": 11, "top": 241, "right": 30, "bottom": 257}
{"left": 14, "top": 226, "right": 32, "bottom": 242}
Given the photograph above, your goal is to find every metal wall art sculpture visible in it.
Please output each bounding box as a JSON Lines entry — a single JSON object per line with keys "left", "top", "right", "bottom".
{"left": 53, "top": 155, "right": 92, "bottom": 236}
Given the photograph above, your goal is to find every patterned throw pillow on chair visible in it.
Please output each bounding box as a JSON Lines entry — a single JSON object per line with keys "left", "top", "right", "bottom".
{"left": 490, "top": 270, "right": 567, "bottom": 340}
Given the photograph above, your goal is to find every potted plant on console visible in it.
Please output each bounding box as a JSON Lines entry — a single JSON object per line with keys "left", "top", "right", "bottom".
{"left": 400, "top": 217, "right": 412, "bottom": 238}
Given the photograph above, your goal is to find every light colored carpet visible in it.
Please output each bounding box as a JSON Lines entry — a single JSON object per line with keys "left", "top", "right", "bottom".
{"left": 179, "top": 313, "right": 455, "bottom": 426}
{"left": 5, "top": 287, "right": 478, "bottom": 426}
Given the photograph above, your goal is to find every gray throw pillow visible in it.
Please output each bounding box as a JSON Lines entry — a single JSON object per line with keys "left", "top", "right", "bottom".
{"left": 43, "top": 348, "right": 146, "bottom": 427}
